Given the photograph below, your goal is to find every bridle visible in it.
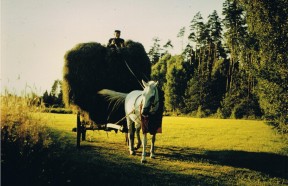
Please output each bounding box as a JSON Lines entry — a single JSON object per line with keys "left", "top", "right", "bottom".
{"left": 139, "top": 87, "right": 159, "bottom": 117}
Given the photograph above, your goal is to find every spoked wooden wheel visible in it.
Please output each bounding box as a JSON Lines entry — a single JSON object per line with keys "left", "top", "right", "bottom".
{"left": 76, "top": 112, "right": 81, "bottom": 148}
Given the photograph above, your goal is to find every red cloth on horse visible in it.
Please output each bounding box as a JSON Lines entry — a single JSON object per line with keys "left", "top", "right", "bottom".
{"left": 140, "top": 87, "right": 164, "bottom": 135}
{"left": 141, "top": 114, "right": 162, "bottom": 135}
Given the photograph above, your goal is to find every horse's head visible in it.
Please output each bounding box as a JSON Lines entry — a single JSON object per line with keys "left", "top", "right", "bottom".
{"left": 141, "top": 80, "right": 159, "bottom": 116}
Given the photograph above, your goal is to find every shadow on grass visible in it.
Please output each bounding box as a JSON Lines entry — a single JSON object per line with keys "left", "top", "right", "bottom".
{"left": 158, "top": 146, "right": 288, "bottom": 180}
{"left": 2, "top": 129, "right": 222, "bottom": 186}
{"left": 3, "top": 124, "right": 287, "bottom": 185}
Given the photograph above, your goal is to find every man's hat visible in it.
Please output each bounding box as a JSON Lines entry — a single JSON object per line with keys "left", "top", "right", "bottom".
{"left": 114, "top": 30, "right": 121, "bottom": 33}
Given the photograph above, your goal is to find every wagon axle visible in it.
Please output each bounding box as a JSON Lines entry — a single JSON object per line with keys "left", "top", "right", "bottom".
{"left": 73, "top": 112, "right": 125, "bottom": 148}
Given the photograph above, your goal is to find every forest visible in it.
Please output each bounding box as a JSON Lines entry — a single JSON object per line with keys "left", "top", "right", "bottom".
{"left": 42, "top": 0, "right": 287, "bottom": 132}
{"left": 147, "top": 0, "right": 287, "bottom": 132}
{"left": 2, "top": 1, "right": 287, "bottom": 185}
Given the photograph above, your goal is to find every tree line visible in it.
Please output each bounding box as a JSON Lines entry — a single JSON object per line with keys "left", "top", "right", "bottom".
{"left": 148, "top": 0, "right": 287, "bottom": 132}
{"left": 42, "top": 79, "right": 64, "bottom": 108}
{"left": 42, "top": 0, "right": 287, "bottom": 132}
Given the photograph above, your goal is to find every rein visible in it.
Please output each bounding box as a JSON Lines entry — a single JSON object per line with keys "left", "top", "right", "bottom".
{"left": 114, "top": 46, "right": 145, "bottom": 89}
{"left": 123, "top": 59, "right": 144, "bottom": 89}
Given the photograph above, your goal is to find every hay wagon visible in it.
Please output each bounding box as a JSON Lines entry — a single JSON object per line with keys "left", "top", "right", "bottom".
{"left": 63, "top": 41, "right": 152, "bottom": 147}
{"left": 74, "top": 111, "right": 127, "bottom": 148}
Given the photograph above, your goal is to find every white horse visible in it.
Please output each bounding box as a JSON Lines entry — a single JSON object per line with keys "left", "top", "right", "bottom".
{"left": 99, "top": 80, "right": 160, "bottom": 163}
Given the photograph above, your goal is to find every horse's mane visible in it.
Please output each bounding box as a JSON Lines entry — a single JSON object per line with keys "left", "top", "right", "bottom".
{"left": 98, "top": 89, "right": 127, "bottom": 113}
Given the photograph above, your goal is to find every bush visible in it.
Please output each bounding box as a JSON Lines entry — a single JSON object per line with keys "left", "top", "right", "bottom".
{"left": 196, "top": 106, "right": 211, "bottom": 118}
{"left": 1, "top": 94, "right": 52, "bottom": 159}
{"left": 1, "top": 93, "right": 67, "bottom": 186}
{"left": 231, "top": 98, "right": 262, "bottom": 119}
{"left": 216, "top": 108, "right": 225, "bottom": 119}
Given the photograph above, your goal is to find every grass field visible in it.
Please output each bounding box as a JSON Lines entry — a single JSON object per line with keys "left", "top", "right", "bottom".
{"left": 3, "top": 113, "right": 288, "bottom": 185}
{"left": 46, "top": 114, "right": 288, "bottom": 185}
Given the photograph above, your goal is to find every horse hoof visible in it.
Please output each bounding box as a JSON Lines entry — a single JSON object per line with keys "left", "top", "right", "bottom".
{"left": 134, "top": 143, "right": 141, "bottom": 150}
{"left": 130, "top": 151, "right": 136, "bottom": 156}
{"left": 141, "top": 159, "right": 147, "bottom": 164}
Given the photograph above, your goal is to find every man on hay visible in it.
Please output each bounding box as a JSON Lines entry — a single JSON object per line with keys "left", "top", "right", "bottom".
{"left": 107, "top": 30, "right": 125, "bottom": 49}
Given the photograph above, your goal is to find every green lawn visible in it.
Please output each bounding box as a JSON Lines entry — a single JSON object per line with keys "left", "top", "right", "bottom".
{"left": 42, "top": 114, "right": 288, "bottom": 185}
{"left": 3, "top": 113, "right": 288, "bottom": 185}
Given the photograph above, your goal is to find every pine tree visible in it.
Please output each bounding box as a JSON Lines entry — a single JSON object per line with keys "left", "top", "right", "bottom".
{"left": 222, "top": 0, "right": 247, "bottom": 93}
{"left": 207, "top": 10, "right": 224, "bottom": 77}
{"left": 189, "top": 12, "right": 205, "bottom": 70}
{"left": 42, "top": 80, "right": 64, "bottom": 107}
{"left": 148, "top": 37, "right": 162, "bottom": 64}
{"left": 163, "top": 40, "right": 173, "bottom": 55}
{"left": 221, "top": 0, "right": 253, "bottom": 118}
{"left": 177, "top": 27, "right": 186, "bottom": 52}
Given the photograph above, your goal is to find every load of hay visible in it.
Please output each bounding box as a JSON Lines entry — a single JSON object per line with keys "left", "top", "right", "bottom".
{"left": 63, "top": 40, "right": 157, "bottom": 125}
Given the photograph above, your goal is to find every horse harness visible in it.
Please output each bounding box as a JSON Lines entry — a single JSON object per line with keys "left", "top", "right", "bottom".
{"left": 110, "top": 88, "right": 159, "bottom": 134}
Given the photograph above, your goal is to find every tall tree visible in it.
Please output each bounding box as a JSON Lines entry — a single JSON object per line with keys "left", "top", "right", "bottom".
{"left": 188, "top": 12, "right": 205, "bottom": 69}
{"left": 239, "top": 0, "right": 288, "bottom": 131}
{"left": 148, "top": 37, "right": 162, "bottom": 64}
{"left": 220, "top": 0, "right": 258, "bottom": 118}
{"left": 164, "top": 55, "right": 187, "bottom": 113}
{"left": 43, "top": 80, "right": 64, "bottom": 107}
{"left": 50, "top": 80, "right": 61, "bottom": 97}
{"left": 151, "top": 53, "right": 171, "bottom": 88}
{"left": 222, "top": 0, "right": 246, "bottom": 93}
{"left": 163, "top": 40, "right": 173, "bottom": 55}
{"left": 185, "top": 11, "right": 226, "bottom": 115}
{"left": 177, "top": 27, "right": 186, "bottom": 52}
{"left": 207, "top": 10, "right": 225, "bottom": 76}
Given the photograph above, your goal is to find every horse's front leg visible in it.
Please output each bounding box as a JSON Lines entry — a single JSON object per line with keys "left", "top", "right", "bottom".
{"left": 127, "top": 119, "right": 135, "bottom": 155}
{"left": 150, "top": 134, "right": 156, "bottom": 158}
{"left": 141, "top": 133, "right": 147, "bottom": 163}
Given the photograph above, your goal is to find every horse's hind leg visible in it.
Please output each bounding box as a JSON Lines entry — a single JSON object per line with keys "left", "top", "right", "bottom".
{"left": 125, "top": 133, "right": 129, "bottom": 146}
{"left": 150, "top": 134, "right": 156, "bottom": 158}
{"left": 127, "top": 119, "right": 135, "bottom": 155}
{"left": 135, "top": 127, "right": 141, "bottom": 150}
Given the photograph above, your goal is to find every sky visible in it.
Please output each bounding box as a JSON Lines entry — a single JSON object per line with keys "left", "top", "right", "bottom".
{"left": 1, "top": 0, "right": 225, "bottom": 95}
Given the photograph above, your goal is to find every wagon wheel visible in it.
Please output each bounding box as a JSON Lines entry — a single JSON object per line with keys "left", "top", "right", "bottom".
{"left": 76, "top": 112, "right": 88, "bottom": 148}
{"left": 76, "top": 112, "right": 81, "bottom": 148}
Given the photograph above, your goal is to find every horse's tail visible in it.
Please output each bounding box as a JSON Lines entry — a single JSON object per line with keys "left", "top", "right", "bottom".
{"left": 98, "top": 89, "right": 127, "bottom": 112}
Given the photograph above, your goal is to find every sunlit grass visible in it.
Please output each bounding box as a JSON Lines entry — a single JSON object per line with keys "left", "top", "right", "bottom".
{"left": 54, "top": 116, "right": 286, "bottom": 155}
{"left": 2, "top": 106, "right": 287, "bottom": 185}
{"left": 43, "top": 114, "right": 288, "bottom": 185}
{"left": 158, "top": 117, "right": 286, "bottom": 154}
